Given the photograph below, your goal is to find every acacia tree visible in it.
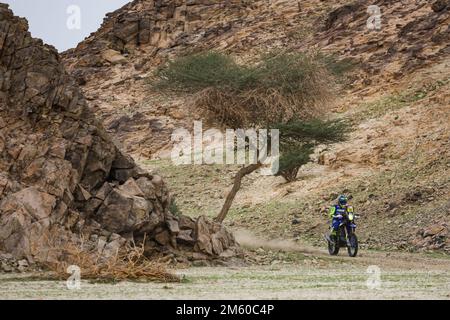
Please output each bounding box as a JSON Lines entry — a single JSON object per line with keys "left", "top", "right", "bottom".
{"left": 154, "top": 51, "right": 349, "bottom": 223}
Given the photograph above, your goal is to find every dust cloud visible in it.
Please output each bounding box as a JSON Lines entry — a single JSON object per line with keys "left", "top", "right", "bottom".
{"left": 233, "top": 228, "right": 324, "bottom": 255}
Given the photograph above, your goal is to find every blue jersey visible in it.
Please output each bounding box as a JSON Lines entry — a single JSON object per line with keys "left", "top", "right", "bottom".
{"left": 329, "top": 205, "right": 354, "bottom": 219}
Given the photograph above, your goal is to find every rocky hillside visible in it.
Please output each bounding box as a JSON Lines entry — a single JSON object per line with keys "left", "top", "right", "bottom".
{"left": 0, "top": 3, "right": 239, "bottom": 269}
{"left": 62, "top": 0, "right": 449, "bottom": 157}
{"left": 60, "top": 0, "right": 449, "bottom": 253}
{"left": 62, "top": 0, "right": 329, "bottom": 157}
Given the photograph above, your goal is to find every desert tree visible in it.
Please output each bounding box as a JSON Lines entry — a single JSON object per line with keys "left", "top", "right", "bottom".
{"left": 154, "top": 51, "right": 350, "bottom": 223}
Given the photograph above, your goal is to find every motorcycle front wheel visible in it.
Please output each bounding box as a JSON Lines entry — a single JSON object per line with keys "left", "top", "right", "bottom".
{"left": 347, "top": 234, "right": 358, "bottom": 257}
{"left": 328, "top": 235, "right": 340, "bottom": 255}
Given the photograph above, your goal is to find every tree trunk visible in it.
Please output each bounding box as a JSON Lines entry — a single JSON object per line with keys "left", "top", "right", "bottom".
{"left": 280, "top": 167, "right": 300, "bottom": 182}
{"left": 215, "top": 163, "right": 262, "bottom": 223}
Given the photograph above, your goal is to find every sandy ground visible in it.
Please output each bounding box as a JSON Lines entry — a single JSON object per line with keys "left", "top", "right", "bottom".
{"left": 1, "top": 248, "right": 449, "bottom": 300}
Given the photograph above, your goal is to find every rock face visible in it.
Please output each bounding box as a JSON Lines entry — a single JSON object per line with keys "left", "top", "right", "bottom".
{"left": 64, "top": 0, "right": 257, "bottom": 66}
{"left": 0, "top": 4, "right": 239, "bottom": 265}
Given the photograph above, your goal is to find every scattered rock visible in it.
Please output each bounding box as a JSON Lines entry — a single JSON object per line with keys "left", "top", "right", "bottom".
{"left": 167, "top": 219, "right": 180, "bottom": 234}
{"left": 431, "top": 0, "right": 449, "bottom": 12}
{"left": 404, "top": 191, "right": 422, "bottom": 202}
{"left": 101, "top": 49, "right": 127, "bottom": 65}
{"left": 155, "top": 230, "right": 171, "bottom": 246}
{"left": 177, "top": 230, "right": 195, "bottom": 244}
{"left": 423, "top": 224, "right": 447, "bottom": 238}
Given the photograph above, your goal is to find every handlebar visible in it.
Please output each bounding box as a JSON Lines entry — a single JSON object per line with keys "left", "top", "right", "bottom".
{"left": 334, "top": 213, "right": 360, "bottom": 220}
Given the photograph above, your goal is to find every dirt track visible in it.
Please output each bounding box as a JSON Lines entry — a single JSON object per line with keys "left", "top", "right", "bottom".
{"left": 1, "top": 247, "right": 449, "bottom": 300}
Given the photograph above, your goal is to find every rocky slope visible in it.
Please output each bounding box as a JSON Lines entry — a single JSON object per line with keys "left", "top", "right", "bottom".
{"left": 0, "top": 3, "right": 239, "bottom": 268}
{"left": 60, "top": 0, "right": 449, "bottom": 253}
{"left": 62, "top": 0, "right": 449, "bottom": 157}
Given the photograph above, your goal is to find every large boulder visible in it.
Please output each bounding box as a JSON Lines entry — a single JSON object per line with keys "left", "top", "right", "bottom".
{"left": 0, "top": 188, "right": 53, "bottom": 258}
{"left": 96, "top": 178, "right": 158, "bottom": 234}
{"left": 194, "top": 216, "right": 237, "bottom": 257}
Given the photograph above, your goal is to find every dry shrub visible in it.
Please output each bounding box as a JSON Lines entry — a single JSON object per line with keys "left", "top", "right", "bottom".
{"left": 195, "top": 85, "right": 331, "bottom": 128}
{"left": 41, "top": 234, "right": 179, "bottom": 283}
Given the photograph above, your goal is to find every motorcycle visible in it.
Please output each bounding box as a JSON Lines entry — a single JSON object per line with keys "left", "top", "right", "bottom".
{"left": 325, "top": 212, "right": 359, "bottom": 257}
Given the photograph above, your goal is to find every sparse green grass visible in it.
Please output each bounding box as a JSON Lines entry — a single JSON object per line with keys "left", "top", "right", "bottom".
{"left": 168, "top": 199, "right": 182, "bottom": 216}
{"left": 353, "top": 78, "right": 449, "bottom": 123}
{"left": 286, "top": 25, "right": 314, "bottom": 41}
{"left": 2, "top": 267, "right": 450, "bottom": 299}
{"left": 354, "top": 93, "right": 421, "bottom": 123}
{"left": 142, "top": 159, "right": 241, "bottom": 217}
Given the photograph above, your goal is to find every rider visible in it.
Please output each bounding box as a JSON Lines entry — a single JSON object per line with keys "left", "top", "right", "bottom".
{"left": 328, "top": 195, "right": 355, "bottom": 238}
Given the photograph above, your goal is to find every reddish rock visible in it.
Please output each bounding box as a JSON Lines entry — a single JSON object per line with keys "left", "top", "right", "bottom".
{"left": 423, "top": 224, "right": 447, "bottom": 238}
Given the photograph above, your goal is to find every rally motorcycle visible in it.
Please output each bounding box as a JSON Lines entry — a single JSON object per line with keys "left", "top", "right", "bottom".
{"left": 325, "top": 212, "right": 359, "bottom": 257}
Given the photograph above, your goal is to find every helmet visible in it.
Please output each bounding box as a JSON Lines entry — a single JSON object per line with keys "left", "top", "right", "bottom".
{"left": 338, "top": 195, "right": 348, "bottom": 206}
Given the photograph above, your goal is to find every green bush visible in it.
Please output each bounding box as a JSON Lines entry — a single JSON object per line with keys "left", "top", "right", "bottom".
{"left": 317, "top": 53, "right": 356, "bottom": 78}
{"left": 277, "top": 144, "right": 314, "bottom": 182}
{"left": 155, "top": 52, "right": 252, "bottom": 92}
{"left": 275, "top": 119, "right": 348, "bottom": 182}
{"left": 169, "top": 199, "right": 182, "bottom": 216}
{"left": 276, "top": 118, "right": 348, "bottom": 143}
